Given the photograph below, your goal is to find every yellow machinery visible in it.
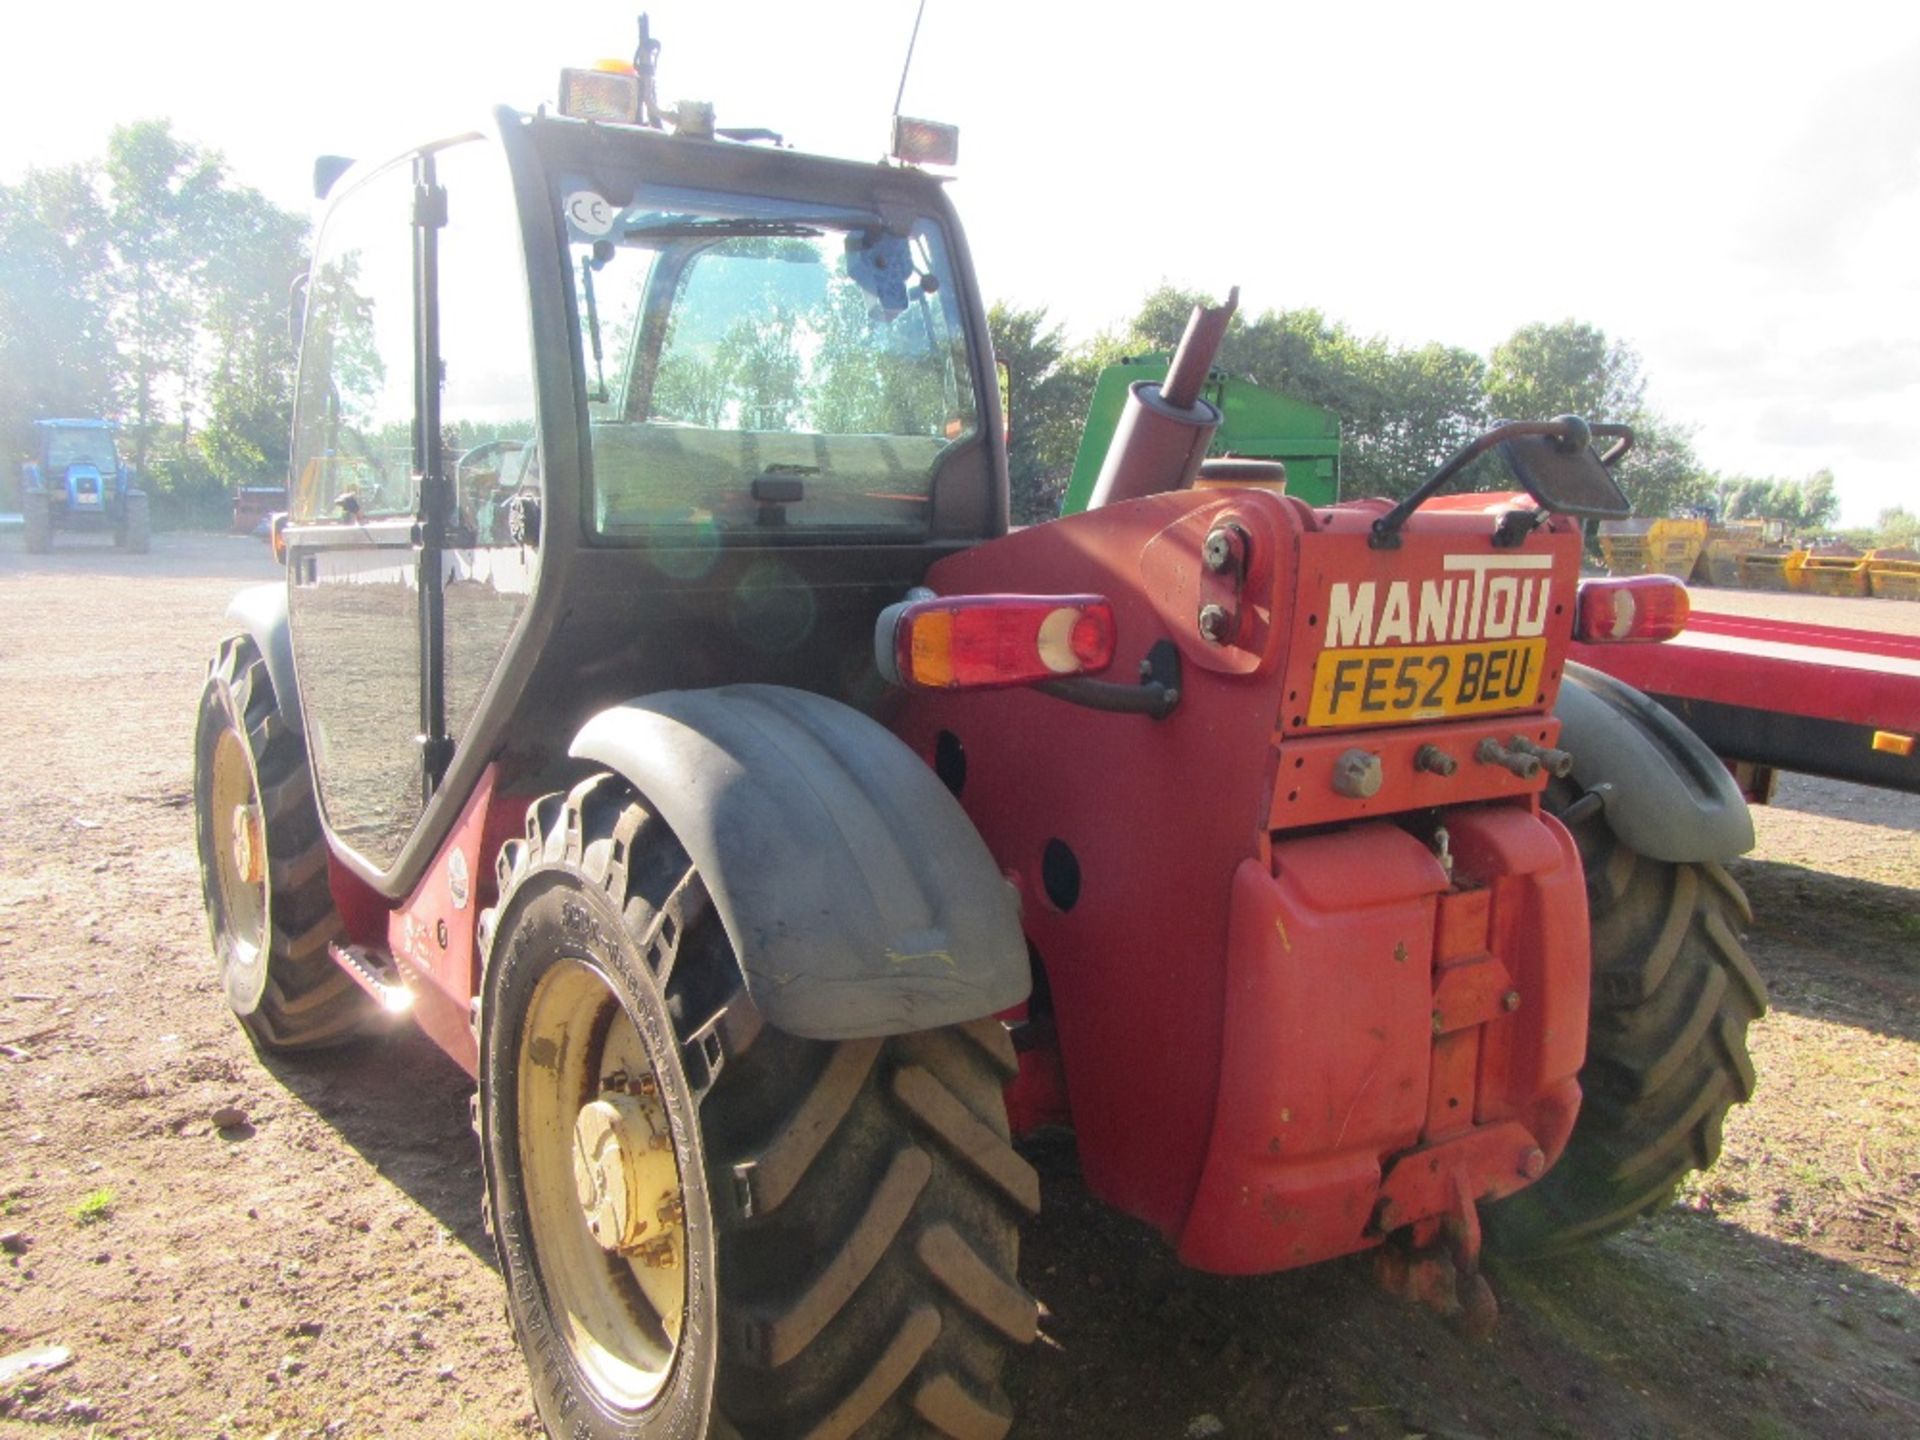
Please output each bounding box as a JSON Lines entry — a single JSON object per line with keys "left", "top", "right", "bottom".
{"left": 1799, "top": 544, "right": 1871, "bottom": 597}
{"left": 1740, "top": 546, "right": 1807, "bottom": 591}
{"left": 1699, "top": 520, "right": 1767, "bottom": 586}
{"left": 1599, "top": 516, "right": 1708, "bottom": 579}
{"left": 1869, "top": 547, "right": 1920, "bottom": 601}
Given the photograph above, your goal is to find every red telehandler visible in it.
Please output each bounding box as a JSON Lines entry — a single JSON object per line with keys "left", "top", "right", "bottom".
{"left": 193, "top": 24, "right": 1762, "bottom": 1437}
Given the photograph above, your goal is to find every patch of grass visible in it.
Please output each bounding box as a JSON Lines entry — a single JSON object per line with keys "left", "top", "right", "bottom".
{"left": 1744, "top": 1412, "right": 1804, "bottom": 1440}
{"left": 1786, "top": 1160, "right": 1839, "bottom": 1191}
{"left": 72, "top": 1186, "right": 115, "bottom": 1226}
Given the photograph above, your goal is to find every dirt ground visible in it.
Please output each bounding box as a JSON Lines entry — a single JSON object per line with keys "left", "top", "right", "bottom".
{"left": 0, "top": 533, "right": 1915, "bottom": 1440}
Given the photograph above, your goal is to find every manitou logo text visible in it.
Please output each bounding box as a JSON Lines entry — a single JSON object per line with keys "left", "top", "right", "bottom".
{"left": 1326, "top": 554, "right": 1553, "bottom": 648}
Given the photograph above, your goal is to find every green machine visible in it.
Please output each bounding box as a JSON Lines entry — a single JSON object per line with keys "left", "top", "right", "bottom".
{"left": 1061, "top": 354, "right": 1341, "bottom": 514}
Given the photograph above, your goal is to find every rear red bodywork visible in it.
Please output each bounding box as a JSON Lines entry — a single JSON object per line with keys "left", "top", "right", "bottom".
{"left": 889, "top": 488, "right": 1593, "bottom": 1273}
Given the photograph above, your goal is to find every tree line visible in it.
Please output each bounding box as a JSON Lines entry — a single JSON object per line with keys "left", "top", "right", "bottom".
{"left": 0, "top": 121, "right": 304, "bottom": 516}
{"left": 990, "top": 289, "right": 1850, "bottom": 535}
{"left": 0, "top": 123, "right": 1857, "bottom": 536}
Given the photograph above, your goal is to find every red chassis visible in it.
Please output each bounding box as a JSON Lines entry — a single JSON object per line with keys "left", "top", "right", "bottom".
{"left": 322, "top": 483, "right": 1598, "bottom": 1281}
{"left": 890, "top": 487, "right": 1591, "bottom": 1275}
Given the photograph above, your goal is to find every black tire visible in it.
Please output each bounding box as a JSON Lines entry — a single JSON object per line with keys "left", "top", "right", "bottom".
{"left": 22, "top": 493, "right": 51, "bottom": 554}
{"left": 193, "top": 633, "right": 371, "bottom": 1050}
{"left": 481, "top": 774, "right": 1037, "bottom": 1440}
{"left": 1487, "top": 794, "right": 1767, "bottom": 1254}
{"left": 117, "top": 493, "right": 150, "bottom": 553}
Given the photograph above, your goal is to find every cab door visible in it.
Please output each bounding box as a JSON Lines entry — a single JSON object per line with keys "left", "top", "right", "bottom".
{"left": 285, "top": 137, "right": 540, "bottom": 880}
{"left": 285, "top": 153, "right": 429, "bottom": 875}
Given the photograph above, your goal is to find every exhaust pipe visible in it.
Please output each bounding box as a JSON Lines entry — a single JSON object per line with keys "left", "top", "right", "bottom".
{"left": 1086, "top": 288, "right": 1238, "bottom": 510}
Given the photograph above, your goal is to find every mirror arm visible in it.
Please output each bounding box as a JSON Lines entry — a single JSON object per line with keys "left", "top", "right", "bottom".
{"left": 1369, "top": 415, "right": 1600, "bottom": 550}
{"left": 1591, "top": 423, "right": 1635, "bottom": 466}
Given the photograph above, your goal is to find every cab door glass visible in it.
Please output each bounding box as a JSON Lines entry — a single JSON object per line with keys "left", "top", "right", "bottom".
{"left": 286, "top": 158, "right": 423, "bottom": 869}
{"left": 290, "top": 168, "right": 415, "bottom": 524}
{"left": 435, "top": 137, "right": 541, "bottom": 749}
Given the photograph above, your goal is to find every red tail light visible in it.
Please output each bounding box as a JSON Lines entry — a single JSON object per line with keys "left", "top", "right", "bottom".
{"left": 879, "top": 594, "right": 1116, "bottom": 691}
{"left": 1573, "top": 575, "right": 1690, "bottom": 643}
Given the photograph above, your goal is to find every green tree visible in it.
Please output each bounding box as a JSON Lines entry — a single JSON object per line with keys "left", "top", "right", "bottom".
{"left": 1113, "top": 291, "right": 1490, "bottom": 501}
{"left": 196, "top": 184, "right": 309, "bottom": 494}
{"left": 1486, "top": 320, "right": 1704, "bottom": 517}
{"left": 103, "top": 120, "right": 227, "bottom": 475}
{"left": 2, "top": 120, "right": 330, "bottom": 520}
{"left": 1712, "top": 471, "right": 1840, "bottom": 530}
{"left": 1342, "top": 340, "right": 1488, "bottom": 498}
{"left": 1485, "top": 320, "right": 1644, "bottom": 422}
{"left": 1122, "top": 284, "right": 1215, "bottom": 354}
{"left": 1875, "top": 506, "right": 1919, "bottom": 549}
{"left": 0, "top": 165, "right": 117, "bottom": 458}
{"left": 987, "top": 301, "right": 1096, "bottom": 522}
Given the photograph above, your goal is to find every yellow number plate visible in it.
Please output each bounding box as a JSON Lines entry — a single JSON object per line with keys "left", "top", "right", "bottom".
{"left": 1307, "top": 639, "right": 1548, "bottom": 727}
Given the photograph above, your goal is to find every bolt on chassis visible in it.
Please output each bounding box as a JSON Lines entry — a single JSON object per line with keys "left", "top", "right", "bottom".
{"left": 193, "top": 38, "right": 1765, "bottom": 1440}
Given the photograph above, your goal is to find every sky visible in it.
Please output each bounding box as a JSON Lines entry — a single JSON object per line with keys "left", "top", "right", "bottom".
{"left": 6, "top": 1, "right": 1916, "bottom": 525}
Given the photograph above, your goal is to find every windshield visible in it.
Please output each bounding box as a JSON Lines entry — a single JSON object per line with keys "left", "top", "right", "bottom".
{"left": 43, "top": 428, "right": 118, "bottom": 472}
{"left": 562, "top": 181, "right": 978, "bottom": 542}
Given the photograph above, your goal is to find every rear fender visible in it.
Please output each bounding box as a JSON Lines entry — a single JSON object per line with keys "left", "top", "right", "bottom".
{"left": 570, "top": 685, "right": 1030, "bottom": 1040}
{"left": 1554, "top": 660, "right": 1752, "bottom": 863}
{"left": 224, "top": 583, "right": 301, "bottom": 735}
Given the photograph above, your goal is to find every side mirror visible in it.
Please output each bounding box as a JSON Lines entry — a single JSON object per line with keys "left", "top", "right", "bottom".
{"left": 1497, "top": 417, "right": 1633, "bottom": 521}
{"left": 1371, "top": 415, "right": 1635, "bottom": 548}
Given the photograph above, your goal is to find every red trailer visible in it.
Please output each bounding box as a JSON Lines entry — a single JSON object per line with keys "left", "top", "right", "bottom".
{"left": 1571, "top": 596, "right": 1920, "bottom": 797}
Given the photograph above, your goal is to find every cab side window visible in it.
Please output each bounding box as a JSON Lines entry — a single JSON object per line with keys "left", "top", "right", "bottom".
{"left": 434, "top": 137, "right": 541, "bottom": 750}
{"left": 290, "top": 162, "right": 416, "bottom": 525}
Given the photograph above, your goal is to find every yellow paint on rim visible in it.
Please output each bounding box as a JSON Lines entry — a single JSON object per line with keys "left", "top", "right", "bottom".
{"left": 209, "top": 727, "right": 265, "bottom": 963}
{"left": 518, "top": 959, "right": 686, "bottom": 1412}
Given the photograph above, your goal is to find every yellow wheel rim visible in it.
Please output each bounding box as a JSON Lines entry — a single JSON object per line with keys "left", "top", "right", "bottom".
{"left": 209, "top": 725, "right": 266, "bottom": 964}
{"left": 518, "top": 958, "right": 687, "bottom": 1410}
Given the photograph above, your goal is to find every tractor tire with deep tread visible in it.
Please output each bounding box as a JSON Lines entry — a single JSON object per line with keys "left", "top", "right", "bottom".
{"left": 193, "top": 633, "right": 372, "bottom": 1050}
{"left": 481, "top": 774, "right": 1037, "bottom": 1440}
{"left": 1487, "top": 794, "right": 1767, "bottom": 1255}
{"left": 118, "top": 492, "right": 150, "bottom": 553}
{"left": 22, "top": 493, "right": 51, "bottom": 554}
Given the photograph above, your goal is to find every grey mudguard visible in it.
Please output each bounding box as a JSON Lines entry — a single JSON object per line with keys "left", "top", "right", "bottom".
{"left": 225, "top": 583, "right": 300, "bottom": 735}
{"left": 1554, "top": 660, "right": 1753, "bottom": 863}
{"left": 570, "top": 685, "right": 1030, "bottom": 1040}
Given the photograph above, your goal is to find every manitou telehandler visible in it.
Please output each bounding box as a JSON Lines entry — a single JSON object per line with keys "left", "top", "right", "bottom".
{"left": 193, "top": 22, "right": 1763, "bottom": 1438}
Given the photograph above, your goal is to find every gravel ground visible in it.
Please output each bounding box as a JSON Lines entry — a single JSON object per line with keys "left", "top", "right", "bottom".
{"left": 0, "top": 533, "right": 1914, "bottom": 1439}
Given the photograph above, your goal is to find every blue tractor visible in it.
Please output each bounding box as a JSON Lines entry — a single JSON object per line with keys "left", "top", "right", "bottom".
{"left": 20, "top": 419, "right": 149, "bottom": 554}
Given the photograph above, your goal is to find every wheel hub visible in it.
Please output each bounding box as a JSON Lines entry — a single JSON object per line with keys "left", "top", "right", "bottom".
{"left": 571, "top": 1081, "right": 683, "bottom": 1268}
{"left": 230, "top": 803, "right": 265, "bottom": 887}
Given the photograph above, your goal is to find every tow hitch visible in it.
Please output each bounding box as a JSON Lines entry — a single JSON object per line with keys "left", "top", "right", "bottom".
{"left": 1374, "top": 1169, "right": 1500, "bottom": 1339}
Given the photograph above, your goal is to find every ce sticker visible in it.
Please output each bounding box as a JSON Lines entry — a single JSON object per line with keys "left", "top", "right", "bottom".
{"left": 565, "top": 191, "right": 615, "bottom": 238}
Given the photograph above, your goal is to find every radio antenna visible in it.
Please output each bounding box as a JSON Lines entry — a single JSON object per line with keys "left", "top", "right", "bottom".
{"left": 892, "top": 0, "right": 929, "bottom": 120}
